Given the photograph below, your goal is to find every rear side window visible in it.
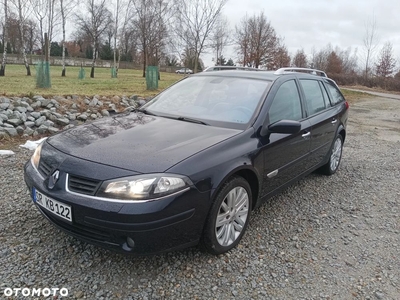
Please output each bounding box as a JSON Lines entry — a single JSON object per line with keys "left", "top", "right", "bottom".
{"left": 269, "top": 80, "right": 302, "bottom": 124}
{"left": 319, "top": 82, "right": 331, "bottom": 107}
{"left": 325, "top": 81, "right": 345, "bottom": 105}
{"left": 299, "top": 79, "right": 326, "bottom": 116}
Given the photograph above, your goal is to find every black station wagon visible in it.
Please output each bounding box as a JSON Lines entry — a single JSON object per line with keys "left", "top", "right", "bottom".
{"left": 24, "top": 67, "right": 349, "bottom": 255}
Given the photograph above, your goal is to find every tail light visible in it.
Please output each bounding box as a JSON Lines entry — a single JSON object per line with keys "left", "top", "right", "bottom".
{"left": 344, "top": 101, "right": 349, "bottom": 109}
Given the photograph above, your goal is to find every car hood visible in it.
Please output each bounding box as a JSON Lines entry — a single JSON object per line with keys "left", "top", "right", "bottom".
{"left": 47, "top": 113, "right": 241, "bottom": 173}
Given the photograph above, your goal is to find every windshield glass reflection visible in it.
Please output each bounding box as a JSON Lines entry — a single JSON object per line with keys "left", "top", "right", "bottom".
{"left": 144, "top": 76, "right": 269, "bottom": 125}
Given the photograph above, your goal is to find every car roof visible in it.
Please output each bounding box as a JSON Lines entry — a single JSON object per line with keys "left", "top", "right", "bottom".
{"left": 203, "top": 66, "right": 261, "bottom": 72}
{"left": 193, "top": 67, "right": 330, "bottom": 82}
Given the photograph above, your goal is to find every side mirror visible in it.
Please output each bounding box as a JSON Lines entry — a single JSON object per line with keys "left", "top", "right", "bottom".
{"left": 260, "top": 120, "right": 301, "bottom": 136}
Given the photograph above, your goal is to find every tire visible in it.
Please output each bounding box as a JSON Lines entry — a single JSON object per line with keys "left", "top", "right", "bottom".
{"left": 320, "top": 134, "right": 343, "bottom": 175}
{"left": 201, "top": 176, "right": 252, "bottom": 255}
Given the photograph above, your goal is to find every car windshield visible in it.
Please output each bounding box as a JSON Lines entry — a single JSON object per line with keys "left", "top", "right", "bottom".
{"left": 142, "top": 76, "right": 270, "bottom": 128}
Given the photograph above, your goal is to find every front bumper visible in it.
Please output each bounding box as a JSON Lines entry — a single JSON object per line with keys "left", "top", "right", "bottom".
{"left": 24, "top": 161, "right": 210, "bottom": 255}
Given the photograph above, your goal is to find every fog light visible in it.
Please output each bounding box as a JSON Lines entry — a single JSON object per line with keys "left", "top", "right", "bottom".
{"left": 127, "top": 237, "right": 135, "bottom": 248}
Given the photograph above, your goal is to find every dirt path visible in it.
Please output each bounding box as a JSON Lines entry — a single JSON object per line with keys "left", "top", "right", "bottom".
{"left": 343, "top": 88, "right": 400, "bottom": 101}
{"left": 349, "top": 96, "right": 400, "bottom": 142}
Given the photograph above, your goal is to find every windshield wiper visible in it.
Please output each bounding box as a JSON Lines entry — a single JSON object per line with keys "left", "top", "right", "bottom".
{"left": 176, "top": 116, "right": 209, "bottom": 126}
{"left": 136, "top": 109, "right": 209, "bottom": 125}
{"left": 136, "top": 108, "right": 158, "bottom": 116}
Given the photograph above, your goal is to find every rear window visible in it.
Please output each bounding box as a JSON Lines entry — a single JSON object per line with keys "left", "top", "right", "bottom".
{"left": 325, "top": 80, "right": 345, "bottom": 105}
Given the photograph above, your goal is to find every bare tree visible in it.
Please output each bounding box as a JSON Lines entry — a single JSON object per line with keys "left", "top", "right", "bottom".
{"left": 362, "top": 16, "right": 379, "bottom": 79}
{"left": 0, "top": 0, "right": 9, "bottom": 76}
{"left": 235, "top": 14, "right": 250, "bottom": 66}
{"left": 173, "top": 0, "right": 227, "bottom": 73}
{"left": 29, "top": 0, "right": 47, "bottom": 50}
{"left": 375, "top": 42, "right": 396, "bottom": 79}
{"left": 210, "top": 16, "right": 230, "bottom": 65}
{"left": 268, "top": 39, "right": 290, "bottom": 70}
{"left": 10, "top": 0, "right": 31, "bottom": 75}
{"left": 336, "top": 46, "right": 358, "bottom": 74}
{"left": 111, "top": 0, "right": 120, "bottom": 77}
{"left": 292, "top": 48, "right": 308, "bottom": 68}
{"left": 25, "top": 18, "right": 39, "bottom": 53}
{"left": 76, "top": 0, "right": 112, "bottom": 77}
{"left": 110, "top": 0, "right": 130, "bottom": 77}
{"left": 311, "top": 45, "right": 329, "bottom": 70}
{"left": 46, "top": 0, "right": 58, "bottom": 55}
{"left": 29, "top": 0, "right": 58, "bottom": 56}
{"left": 325, "top": 50, "right": 342, "bottom": 74}
{"left": 132, "top": 0, "right": 169, "bottom": 77}
{"left": 60, "top": 0, "right": 75, "bottom": 76}
{"left": 235, "top": 12, "right": 278, "bottom": 68}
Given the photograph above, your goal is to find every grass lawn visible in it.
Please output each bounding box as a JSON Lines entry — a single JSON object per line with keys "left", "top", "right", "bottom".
{"left": 0, "top": 64, "right": 183, "bottom": 98}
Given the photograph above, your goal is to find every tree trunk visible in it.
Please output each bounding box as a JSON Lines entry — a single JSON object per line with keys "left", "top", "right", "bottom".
{"left": 1, "top": 0, "right": 8, "bottom": 76}
{"left": 142, "top": 50, "right": 146, "bottom": 78}
{"left": 61, "top": 40, "right": 66, "bottom": 76}
{"left": 61, "top": 0, "right": 66, "bottom": 76}
{"left": 194, "top": 53, "right": 199, "bottom": 73}
{"left": 117, "top": 47, "right": 121, "bottom": 78}
{"left": 91, "top": 42, "right": 96, "bottom": 78}
{"left": 17, "top": 0, "right": 30, "bottom": 76}
{"left": 113, "top": 34, "right": 117, "bottom": 78}
{"left": 0, "top": 41, "right": 7, "bottom": 77}
{"left": 20, "top": 39, "right": 31, "bottom": 76}
{"left": 24, "top": 59, "right": 31, "bottom": 76}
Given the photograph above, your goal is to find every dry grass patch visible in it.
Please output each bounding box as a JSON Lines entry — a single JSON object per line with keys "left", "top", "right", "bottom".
{"left": 341, "top": 89, "right": 373, "bottom": 104}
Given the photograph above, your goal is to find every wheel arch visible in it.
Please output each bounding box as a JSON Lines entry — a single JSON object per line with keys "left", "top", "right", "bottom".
{"left": 338, "top": 125, "right": 346, "bottom": 142}
{"left": 210, "top": 166, "right": 261, "bottom": 211}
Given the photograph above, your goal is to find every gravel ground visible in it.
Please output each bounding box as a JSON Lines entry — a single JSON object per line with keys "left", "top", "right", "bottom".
{"left": 1, "top": 96, "right": 399, "bottom": 300}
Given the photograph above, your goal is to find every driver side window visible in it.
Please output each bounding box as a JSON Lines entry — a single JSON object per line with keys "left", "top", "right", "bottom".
{"left": 269, "top": 80, "right": 302, "bottom": 124}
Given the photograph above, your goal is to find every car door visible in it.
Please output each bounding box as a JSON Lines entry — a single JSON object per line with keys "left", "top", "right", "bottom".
{"left": 298, "top": 79, "right": 338, "bottom": 167}
{"left": 259, "top": 79, "right": 312, "bottom": 197}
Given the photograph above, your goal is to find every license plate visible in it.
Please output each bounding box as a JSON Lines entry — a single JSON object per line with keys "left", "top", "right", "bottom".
{"left": 33, "top": 188, "right": 72, "bottom": 222}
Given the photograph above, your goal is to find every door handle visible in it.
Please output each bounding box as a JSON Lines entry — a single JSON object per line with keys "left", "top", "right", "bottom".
{"left": 331, "top": 119, "right": 337, "bottom": 124}
{"left": 302, "top": 132, "right": 311, "bottom": 138}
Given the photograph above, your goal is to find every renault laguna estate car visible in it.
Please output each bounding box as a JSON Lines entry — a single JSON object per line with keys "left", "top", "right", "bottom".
{"left": 24, "top": 67, "right": 349, "bottom": 255}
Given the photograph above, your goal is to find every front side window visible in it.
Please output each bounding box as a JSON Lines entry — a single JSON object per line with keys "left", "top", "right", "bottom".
{"left": 300, "top": 79, "right": 326, "bottom": 116}
{"left": 268, "top": 80, "right": 302, "bottom": 124}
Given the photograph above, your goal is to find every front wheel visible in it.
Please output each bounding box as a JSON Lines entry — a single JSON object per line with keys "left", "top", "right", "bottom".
{"left": 320, "top": 134, "right": 343, "bottom": 175}
{"left": 201, "top": 176, "right": 252, "bottom": 255}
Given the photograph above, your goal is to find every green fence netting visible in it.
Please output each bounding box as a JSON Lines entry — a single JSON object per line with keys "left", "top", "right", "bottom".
{"left": 78, "top": 67, "right": 85, "bottom": 80}
{"left": 36, "top": 61, "right": 51, "bottom": 88}
{"left": 111, "top": 67, "right": 117, "bottom": 78}
{"left": 146, "top": 66, "right": 159, "bottom": 90}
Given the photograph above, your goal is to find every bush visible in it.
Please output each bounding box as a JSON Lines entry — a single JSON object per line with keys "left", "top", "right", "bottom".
{"left": 385, "top": 78, "right": 400, "bottom": 91}
{"left": 327, "top": 73, "right": 358, "bottom": 86}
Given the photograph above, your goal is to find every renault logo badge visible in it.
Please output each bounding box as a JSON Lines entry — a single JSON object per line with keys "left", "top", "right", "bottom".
{"left": 48, "top": 170, "right": 60, "bottom": 189}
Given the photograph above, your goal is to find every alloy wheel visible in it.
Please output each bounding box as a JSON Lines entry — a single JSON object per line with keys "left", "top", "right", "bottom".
{"left": 215, "top": 187, "right": 249, "bottom": 247}
{"left": 330, "top": 137, "right": 342, "bottom": 172}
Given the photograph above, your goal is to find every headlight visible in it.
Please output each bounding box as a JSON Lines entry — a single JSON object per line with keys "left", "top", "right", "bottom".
{"left": 96, "top": 174, "right": 192, "bottom": 200}
{"left": 30, "top": 142, "right": 44, "bottom": 170}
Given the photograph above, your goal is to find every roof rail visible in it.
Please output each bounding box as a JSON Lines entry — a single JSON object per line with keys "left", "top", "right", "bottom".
{"left": 274, "top": 67, "right": 327, "bottom": 77}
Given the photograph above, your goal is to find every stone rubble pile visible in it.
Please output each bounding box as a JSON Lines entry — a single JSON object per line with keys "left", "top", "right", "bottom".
{"left": 0, "top": 94, "right": 148, "bottom": 138}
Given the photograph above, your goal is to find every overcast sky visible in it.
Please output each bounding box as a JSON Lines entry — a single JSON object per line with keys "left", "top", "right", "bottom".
{"left": 204, "top": 0, "right": 400, "bottom": 68}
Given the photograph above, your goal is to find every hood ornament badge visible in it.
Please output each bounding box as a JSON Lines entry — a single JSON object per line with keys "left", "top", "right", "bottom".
{"left": 48, "top": 170, "right": 60, "bottom": 189}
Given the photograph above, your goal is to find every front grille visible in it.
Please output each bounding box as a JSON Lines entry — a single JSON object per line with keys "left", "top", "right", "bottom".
{"left": 68, "top": 175, "right": 101, "bottom": 196}
{"left": 39, "top": 159, "right": 53, "bottom": 177}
